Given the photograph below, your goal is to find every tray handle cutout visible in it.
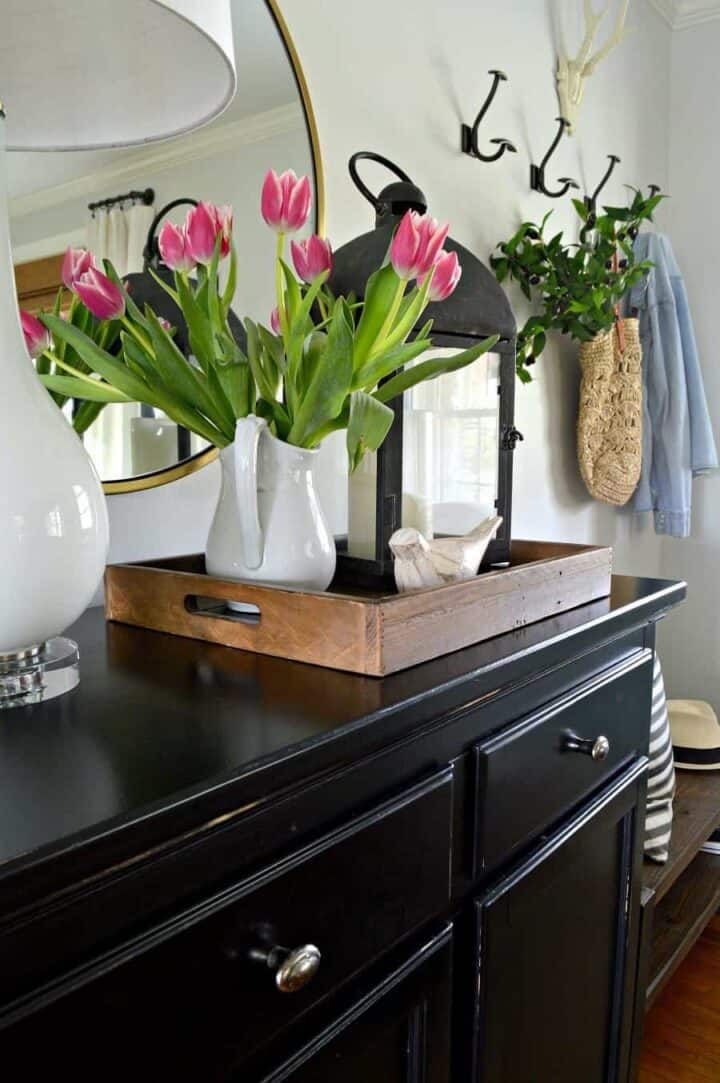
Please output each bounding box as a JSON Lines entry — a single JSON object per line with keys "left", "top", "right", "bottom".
{"left": 185, "top": 595, "right": 261, "bottom": 626}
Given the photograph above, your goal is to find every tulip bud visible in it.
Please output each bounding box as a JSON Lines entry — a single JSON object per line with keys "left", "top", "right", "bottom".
{"left": 291, "top": 235, "right": 333, "bottom": 283}
{"left": 20, "top": 310, "right": 51, "bottom": 358}
{"left": 158, "top": 221, "right": 196, "bottom": 273}
{"left": 62, "top": 247, "right": 96, "bottom": 290}
{"left": 261, "top": 169, "right": 312, "bottom": 233}
{"left": 209, "top": 204, "right": 233, "bottom": 258}
{"left": 390, "top": 210, "right": 449, "bottom": 281}
{"left": 421, "top": 250, "right": 462, "bottom": 303}
{"left": 270, "top": 307, "right": 281, "bottom": 335}
{"left": 74, "top": 268, "right": 126, "bottom": 321}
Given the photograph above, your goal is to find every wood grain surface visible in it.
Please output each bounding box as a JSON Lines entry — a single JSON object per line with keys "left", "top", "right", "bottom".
{"left": 105, "top": 542, "right": 612, "bottom": 676}
{"left": 639, "top": 916, "right": 720, "bottom": 1082}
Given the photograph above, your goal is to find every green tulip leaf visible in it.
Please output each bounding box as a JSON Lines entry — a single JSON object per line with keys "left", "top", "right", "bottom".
{"left": 346, "top": 390, "right": 394, "bottom": 473}
{"left": 373, "top": 335, "right": 499, "bottom": 404}
{"left": 287, "top": 297, "right": 354, "bottom": 447}
{"left": 40, "top": 374, "right": 132, "bottom": 403}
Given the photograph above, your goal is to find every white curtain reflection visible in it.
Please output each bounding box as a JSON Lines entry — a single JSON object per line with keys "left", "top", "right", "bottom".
{"left": 84, "top": 200, "right": 160, "bottom": 478}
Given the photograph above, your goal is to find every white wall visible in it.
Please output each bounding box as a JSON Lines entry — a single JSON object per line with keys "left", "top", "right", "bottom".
{"left": 278, "top": 0, "right": 671, "bottom": 580}
{"left": 654, "top": 20, "right": 720, "bottom": 708}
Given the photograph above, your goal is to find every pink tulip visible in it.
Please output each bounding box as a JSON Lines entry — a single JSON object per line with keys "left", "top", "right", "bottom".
{"left": 20, "top": 310, "right": 51, "bottom": 358}
{"left": 158, "top": 221, "right": 196, "bottom": 273}
{"left": 390, "top": 211, "right": 449, "bottom": 281}
{"left": 421, "top": 249, "right": 462, "bottom": 302}
{"left": 185, "top": 201, "right": 233, "bottom": 264}
{"left": 261, "top": 169, "right": 312, "bottom": 233}
{"left": 62, "top": 247, "right": 96, "bottom": 290}
{"left": 74, "top": 267, "right": 126, "bottom": 321}
{"left": 209, "top": 203, "right": 233, "bottom": 258}
{"left": 270, "top": 307, "right": 282, "bottom": 335}
{"left": 291, "top": 235, "right": 333, "bottom": 283}
{"left": 158, "top": 317, "right": 173, "bottom": 333}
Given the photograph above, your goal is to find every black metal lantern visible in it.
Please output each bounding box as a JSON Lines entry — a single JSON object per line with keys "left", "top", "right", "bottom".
{"left": 330, "top": 153, "right": 520, "bottom": 587}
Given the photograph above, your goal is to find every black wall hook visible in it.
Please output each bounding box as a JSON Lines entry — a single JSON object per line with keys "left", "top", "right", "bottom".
{"left": 530, "top": 117, "right": 579, "bottom": 199}
{"left": 461, "top": 70, "right": 517, "bottom": 163}
{"left": 584, "top": 154, "right": 621, "bottom": 214}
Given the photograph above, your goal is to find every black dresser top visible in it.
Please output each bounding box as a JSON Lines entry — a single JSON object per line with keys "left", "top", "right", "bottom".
{"left": 0, "top": 575, "right": 683, "bottom": 903}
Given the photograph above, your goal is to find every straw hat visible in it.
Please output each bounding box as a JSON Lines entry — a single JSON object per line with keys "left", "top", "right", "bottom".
{"left": 668, "top": 700, "right": 720, "bottom": 770}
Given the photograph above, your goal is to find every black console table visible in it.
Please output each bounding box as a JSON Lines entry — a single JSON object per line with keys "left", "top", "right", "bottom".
{"left": 0, "top": 575, "right": 684, "bottom": 1082}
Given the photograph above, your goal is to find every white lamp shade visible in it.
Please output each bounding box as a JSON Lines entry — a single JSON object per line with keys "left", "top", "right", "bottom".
{"left": 2, "top": 0, "right": 237, "bottom": 151}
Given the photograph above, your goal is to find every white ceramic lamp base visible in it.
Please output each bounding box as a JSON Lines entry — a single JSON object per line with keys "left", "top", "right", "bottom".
{"left": 0, "top": 114, "right": 109, "bottom": 687}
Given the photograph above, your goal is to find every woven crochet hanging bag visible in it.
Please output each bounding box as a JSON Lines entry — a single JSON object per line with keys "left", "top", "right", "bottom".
{"left": 576, "top": 317, "right": 642, "bottom": 506}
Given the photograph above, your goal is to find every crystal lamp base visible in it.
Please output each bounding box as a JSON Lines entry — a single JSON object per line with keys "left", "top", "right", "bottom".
{"left": 0, "top": 638, "right": 80, "bottom": 709}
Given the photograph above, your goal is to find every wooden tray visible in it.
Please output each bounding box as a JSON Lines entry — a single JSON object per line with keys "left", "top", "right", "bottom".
{"left": 105, "top": 541, "right": 612, "bottom": 677}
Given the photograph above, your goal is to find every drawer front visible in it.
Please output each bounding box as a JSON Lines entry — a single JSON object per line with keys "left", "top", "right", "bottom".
{"left": 254, "top": 925, "right": 453, "bottom": 1083}
{"left": 1, "top": 769, "right": 453, "bottom": 1082}
{"left": 473, "top": 652, "right": 652, "bottom": 874}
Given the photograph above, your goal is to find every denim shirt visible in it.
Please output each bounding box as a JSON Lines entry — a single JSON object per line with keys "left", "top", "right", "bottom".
{"left": 629, "top": 233, "right": 717, "bottom": 537}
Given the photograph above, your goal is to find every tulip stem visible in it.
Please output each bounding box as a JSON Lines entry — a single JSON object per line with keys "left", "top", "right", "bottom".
{"left": 276, "top": 233, "right": 288, "bottom": 339}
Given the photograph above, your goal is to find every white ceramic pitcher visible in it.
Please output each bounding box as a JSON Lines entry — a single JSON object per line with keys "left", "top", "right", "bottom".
{"left": 206, "top": 416, "right": 336, "bottom": 593}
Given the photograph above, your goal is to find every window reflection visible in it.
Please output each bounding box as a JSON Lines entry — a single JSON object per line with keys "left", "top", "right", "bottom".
{"left": 403, "top": 350, "right": 501, "bottom": 537}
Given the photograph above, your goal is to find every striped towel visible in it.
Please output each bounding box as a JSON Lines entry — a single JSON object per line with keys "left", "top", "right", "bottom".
{"left": 644, "top": 653, "right": 675, "bottom": 863}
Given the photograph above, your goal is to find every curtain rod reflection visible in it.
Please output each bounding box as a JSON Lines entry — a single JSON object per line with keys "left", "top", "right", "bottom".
{"left": 88, "top": 187, "right": 155, "bottom": 214}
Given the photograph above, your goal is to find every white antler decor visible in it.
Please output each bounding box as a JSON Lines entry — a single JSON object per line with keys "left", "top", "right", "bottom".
{"left": 556, "top": 0, "right": 631, "bottom": 134}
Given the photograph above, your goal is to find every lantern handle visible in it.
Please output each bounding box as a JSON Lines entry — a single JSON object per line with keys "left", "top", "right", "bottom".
{"left": 348, "top": 152, "right": 415, "bottom": 211}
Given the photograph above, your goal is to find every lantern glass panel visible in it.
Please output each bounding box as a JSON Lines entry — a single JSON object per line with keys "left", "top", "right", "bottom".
{"left": 402, "top": 350, "right": 501, "bottom": 538}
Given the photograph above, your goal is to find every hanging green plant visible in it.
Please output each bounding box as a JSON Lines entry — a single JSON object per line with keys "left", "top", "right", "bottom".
{"left": 491, "top": 187, "right": 664, "bottom": 382}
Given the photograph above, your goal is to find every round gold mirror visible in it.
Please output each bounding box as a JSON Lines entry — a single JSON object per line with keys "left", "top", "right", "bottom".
{"left": 9, "top": 0, "right": 324, "bottom": 495}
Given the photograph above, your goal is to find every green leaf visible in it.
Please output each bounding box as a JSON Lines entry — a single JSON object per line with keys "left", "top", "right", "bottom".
{"left": 40, "top": 374, "right": 132, "bottom": 403}
{"left": 280, "top": 259, "right": 303, "bottom": 323}
{"left": 374, "top": 335, "right": 499, "bottom": 403}
{"left": 572, "top": 199, "right": 589, "bottom": 221}
{"left": 353, "top": 336, "right": 432, "bottom": 392}
{"left": 375, "top": 275, "right": 433, "bottom": 357}
{"left": 216, "top": 360, "right": 252, "bottom": 421}
{"left": 41, "top": 313, "right": 151, "bottom": 401}
{"left": 346, "top": 391, "right": 394, "bottom": 473}
{"left": 146, "top": 308, "right": 235, "bottom": 440}
{"left": 222, "top": 245, "right": 238, "bottom": 317}
{"left": 255, "top": 398, "right": 292, "bottom": 441}
{"left": 73, "top": 400, "right": 106, "bottom": 435}
{"left": 245, "top": 319, "right": 278, "bottom": 403}
{"left": 175, "top": 273, "right": 217, "bottom": 373}
{"left": 352, "top": 264, "right": 403, "bottom": 370}
{"left": 287, "top": 298, "right": 354, "bottom": 447}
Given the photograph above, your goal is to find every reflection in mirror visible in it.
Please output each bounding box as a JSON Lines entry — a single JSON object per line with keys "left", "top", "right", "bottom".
{"left": 347, "top": 352, "right": 502, "bottom": 560}
{"left": 8, "top": 0, "right": 318, "bottom": 492}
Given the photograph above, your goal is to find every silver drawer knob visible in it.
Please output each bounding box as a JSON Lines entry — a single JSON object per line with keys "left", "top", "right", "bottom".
{"left": 249, "top": 942, "right": 322, "bottom": 994}
{"left": 275, "top": 944, "right": 322, "bottom": 993}
{"left": 563, "top": 732, "right": 610, "bottom": 761}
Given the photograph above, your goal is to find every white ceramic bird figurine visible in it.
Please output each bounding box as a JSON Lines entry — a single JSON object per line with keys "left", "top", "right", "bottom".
{"left": 389, "top": 517, "right": 503, "bottom": 593}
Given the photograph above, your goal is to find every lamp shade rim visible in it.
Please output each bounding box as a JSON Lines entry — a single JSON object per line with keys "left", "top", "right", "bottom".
{"left": 3, "top": 0, "right": 237, "bottom": 152}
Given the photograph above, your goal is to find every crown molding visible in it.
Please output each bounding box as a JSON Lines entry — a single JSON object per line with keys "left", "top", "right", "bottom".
{"left": 10, "top": 102, "right": 303, "bottom": 219}
{"left": 647, "top": 0, "right": 676, "bottom": 25}
{"left": 647, "top": 0, "right": 720, "bottom": 28}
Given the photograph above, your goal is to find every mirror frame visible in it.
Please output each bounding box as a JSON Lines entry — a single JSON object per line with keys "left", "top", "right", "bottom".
{"left": 103, "top": 0, "right": 325, "bottom": 495}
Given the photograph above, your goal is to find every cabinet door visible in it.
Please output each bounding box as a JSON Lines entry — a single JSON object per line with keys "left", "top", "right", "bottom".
{"left": 258, "top": 926, "right": 453, "bottom": 1083}
{"left": 473, "top": 760, "right": 646, "bottom": 1083}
